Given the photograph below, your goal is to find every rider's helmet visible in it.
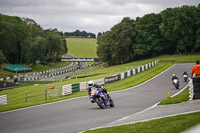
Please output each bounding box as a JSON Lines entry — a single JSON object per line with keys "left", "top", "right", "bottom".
{"left": 173, "top": 74, "right": 175, "bottom": 76}
{"left": 88, "top": 80, "right": 94, "bottom": 87}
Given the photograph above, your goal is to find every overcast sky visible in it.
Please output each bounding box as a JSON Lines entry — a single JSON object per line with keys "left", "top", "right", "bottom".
{"left": 0, "top": 0, "right": 199, "bottom": 34}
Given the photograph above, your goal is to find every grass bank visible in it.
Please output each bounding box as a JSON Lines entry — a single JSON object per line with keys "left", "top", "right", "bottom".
{"left": 66, "top": 38, "right": 98, "bottom": 58}
{"left": 85, "top": 111, "right": 200, "bottom": 133}
{"left": 159, "top": 86, "right": 189, "bottom": 105}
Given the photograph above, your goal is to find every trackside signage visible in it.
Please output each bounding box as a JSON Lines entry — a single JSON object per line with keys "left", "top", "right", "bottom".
{"left": 47, "top": 58, "right": 101, "bottom": 62}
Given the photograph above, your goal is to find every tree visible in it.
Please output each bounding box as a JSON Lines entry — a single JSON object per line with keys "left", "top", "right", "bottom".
{"left": 110, "top": 17, "right": 136, "bottom": 65}
{"left": 63, "top": 39, "right": 68, "bottom": 54}
{"left": 0, "top": 50, "right": 7, "bottom": 64}
{"left": 25, "top": 36, "right": 47, "bottom": 66}
{"left": 196, "top": 4, "right": 200, "bottom": 52}
{"left": 46, "top": 31, "right": 65, "bottom": 58}
{"left": 97, "top": 31, "right": 113, "bottom": 65}
{"left": 97, "top": 17, "right": 136, "bottom": 65}
{"left": 160, "top": 6, "right": 197, "bottom": 54}
{"left": 134, "top": 13, "right": 163, "bottom": 58}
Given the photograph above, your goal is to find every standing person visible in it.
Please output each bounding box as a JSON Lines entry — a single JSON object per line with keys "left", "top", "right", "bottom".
{"left": 191, "top": 60, "right": 200, "bottom": 77}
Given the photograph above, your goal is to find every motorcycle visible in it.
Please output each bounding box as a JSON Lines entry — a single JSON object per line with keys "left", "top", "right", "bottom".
{"left": 183, "top": 74, "right": 188, "bottom": 82}
{"left": 90, "top": 87, "right": 114, "bottom": 109}
{"left": 173, "top": 79, "right": 179, "bottom": 89}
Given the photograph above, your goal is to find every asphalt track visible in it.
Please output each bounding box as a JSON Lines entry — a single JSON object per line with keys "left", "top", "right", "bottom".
{"left": 0, "top": 63, "right": 194, "bottom": 133}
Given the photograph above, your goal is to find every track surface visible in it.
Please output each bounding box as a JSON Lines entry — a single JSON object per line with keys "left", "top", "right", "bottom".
{"left": 0, "top": 63, "right": 194, "bottom": 133}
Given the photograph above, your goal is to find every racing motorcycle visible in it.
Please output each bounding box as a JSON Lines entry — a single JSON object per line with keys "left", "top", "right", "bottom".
{"left": 183, "top": 74, "right": 188, "bottom": 82}
{"left": 90, "top": 87, "right": 114, "bottom": 109}
{"left": 173, "top": 79, "right": 179, "bottom": 89}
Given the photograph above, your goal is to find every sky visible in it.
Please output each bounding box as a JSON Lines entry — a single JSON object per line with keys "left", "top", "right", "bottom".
{"left": 0, "top": 0, "right": 199, "bottom": 34}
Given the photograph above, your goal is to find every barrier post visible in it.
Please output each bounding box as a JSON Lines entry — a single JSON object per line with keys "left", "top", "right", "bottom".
{"left": 45, "top": 88, "right": 47, "bottom": 100}
{"left": 25, "top": 91, "right": 27, "bottom": 102}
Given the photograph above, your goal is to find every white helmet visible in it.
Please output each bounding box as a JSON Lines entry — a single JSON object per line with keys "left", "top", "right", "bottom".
{"left": 173, "top": 74, "right": 175, "bottom": 76}
{"left": 88, "top": 80, "right": 94, "bottom": 87}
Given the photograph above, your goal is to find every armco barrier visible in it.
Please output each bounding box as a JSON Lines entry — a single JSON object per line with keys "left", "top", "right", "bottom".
{"left": 105, "top": 76, "right": 117, "bottom": 83}
{"left": 124, "top": 72, "right": 128, "bottom": 78}
{"left": 80, "top": 82, "right": 87, "bottom": 91}
{"left": 0, "top": 95, "right": 7, "bottom": 105}
{"left": 121, "top": 72, "right": 125, "bottom": 80}
{"left": 72, "top": 83, "right": 80, "bottom": 93}
{"left": 62, "top": 61, "right": 159, "bottom": 96}
{"left": 94, "top": 78, "right": 105, "bottom": 85}
{"left": 135, "top": 68, "right": 138, "bottom": 74}
{"left": 117, "top": 74, "right": 121, "bottom": 80}
{"left": 62, "top": 85, "right": 72, "bottom": 95}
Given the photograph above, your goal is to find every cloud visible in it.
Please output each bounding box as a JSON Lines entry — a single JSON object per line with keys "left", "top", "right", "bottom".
{"left": 0, "top": 0, "right": 199, "bottom": 34}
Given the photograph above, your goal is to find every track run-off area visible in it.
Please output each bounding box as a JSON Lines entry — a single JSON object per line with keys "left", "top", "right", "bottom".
{"left": 0, "top": 63, "right": 194, "bottom": 133}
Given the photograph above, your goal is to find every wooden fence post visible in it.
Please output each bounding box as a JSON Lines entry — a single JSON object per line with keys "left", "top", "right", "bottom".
{"left": 45, "top": 88, "right": 47, "bottom": 100}
{"left": 25, "top": 91, "right": 27, "bottom": 102}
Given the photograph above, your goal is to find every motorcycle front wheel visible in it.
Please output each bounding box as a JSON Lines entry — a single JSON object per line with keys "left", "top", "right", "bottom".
{"left": 96, "top": 97, "right": 106, "bottom": 109}
{"left": 109, "top": 98, "right": 114, "bottom": 107}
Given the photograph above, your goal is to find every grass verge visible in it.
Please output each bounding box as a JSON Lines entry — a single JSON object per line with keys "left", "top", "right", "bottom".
{"left": 159, "top": 86, "right": 189, "bottom": 105}
{"left": 85, "top": 111, "right": 200, "bottom": 133}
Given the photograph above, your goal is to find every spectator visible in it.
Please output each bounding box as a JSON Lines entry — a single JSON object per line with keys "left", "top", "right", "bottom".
{"left": 191, "top": 60, "right": 200, "bottom": 77}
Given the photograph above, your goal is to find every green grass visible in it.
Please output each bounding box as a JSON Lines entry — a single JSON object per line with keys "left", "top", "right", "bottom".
{"left": 153, "top": 54, "right": 200, "bottom": 63}
{"left": 66, "top": 38, "right": 98, "bottom": 58}
{"left": 0, "top": 69, "right": 13, "bottom": 78}
{"left": 159, "top": 87, "right": 189, "bottom": 105}
{"left": 0, "top": 54, "right": 199, "bottom": 112}
{"left": 85, "top": 111, "right": 200, "bottom": 133}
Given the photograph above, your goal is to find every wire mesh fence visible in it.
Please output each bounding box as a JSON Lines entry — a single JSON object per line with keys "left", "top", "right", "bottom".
{"left": 25, "top": 85, "right": 62, "bottom": 102}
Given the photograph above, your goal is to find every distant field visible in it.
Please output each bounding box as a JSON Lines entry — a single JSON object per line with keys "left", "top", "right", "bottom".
{"left": 66, "top": 38, "right": 98, "bottom": 58}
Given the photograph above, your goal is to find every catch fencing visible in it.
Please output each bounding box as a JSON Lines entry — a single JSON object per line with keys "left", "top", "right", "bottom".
{"left": 62, "top": 60, "right": 159, "bottom": 96}
{"left": 25, "top": 85, "right": 62, "bottom": 102}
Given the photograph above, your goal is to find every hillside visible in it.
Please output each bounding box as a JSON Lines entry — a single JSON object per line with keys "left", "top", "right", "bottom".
{"left": 66, "top": 38, "right": 98, "bottom": 58}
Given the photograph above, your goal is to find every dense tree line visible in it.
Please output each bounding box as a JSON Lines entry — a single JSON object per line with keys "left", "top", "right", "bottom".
{"left": 97, "top": 5, "right": 200, "bottom": 65}
{"left": 64, "top": 30, "right": 96, "bottom": 38}
{"left": 0, "top": 14, "right": 68, "bottom": 66}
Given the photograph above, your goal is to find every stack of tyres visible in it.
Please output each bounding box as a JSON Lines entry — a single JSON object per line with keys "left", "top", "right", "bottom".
{"left": 192, "top": 77, "right": 200, "bottom": 99}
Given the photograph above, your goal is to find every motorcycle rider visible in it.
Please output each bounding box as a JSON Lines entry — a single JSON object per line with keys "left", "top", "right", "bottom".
{"left": 172, "top": 74, "right": 179, "bottom": 83}
{"left": 172, "top": 74, "right": 179, "bottom": 88}
{"left": 183, "top": 71, "right": 188, "bottom": 76}
{"left": 182, "top": 71, "right": 188, "bottom": 81}
{"left": 172, "top": 74, "right": 179, "bottom": 81}
{"left": 87, "top": 80, "right": 109, "bottom": 103}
